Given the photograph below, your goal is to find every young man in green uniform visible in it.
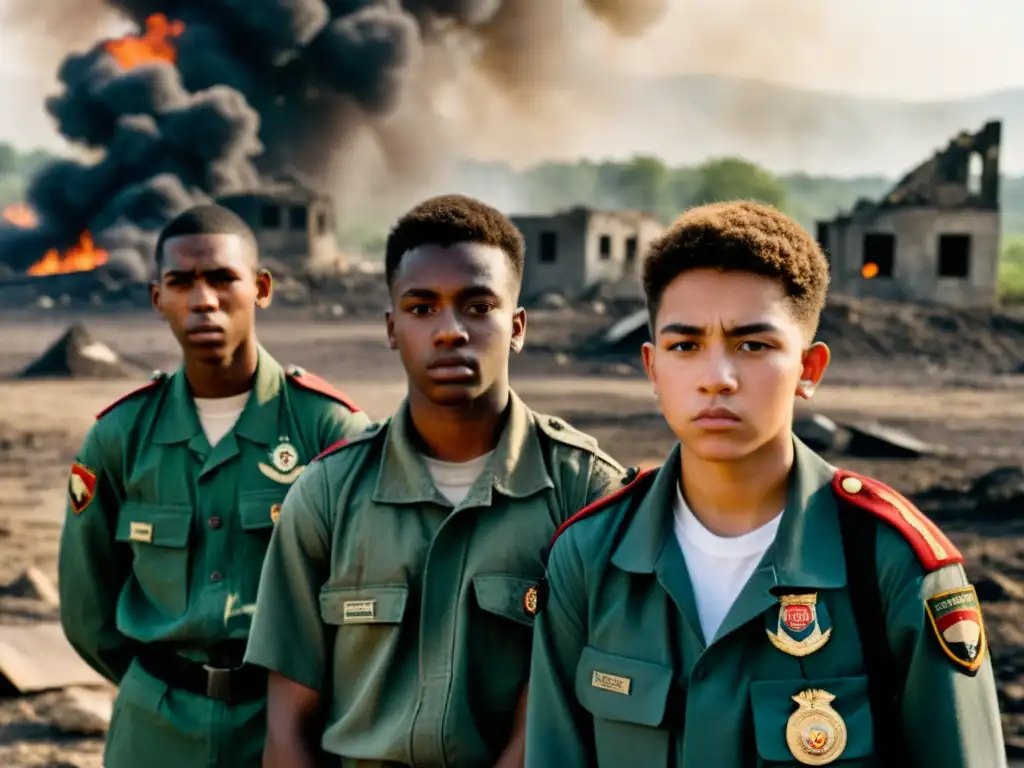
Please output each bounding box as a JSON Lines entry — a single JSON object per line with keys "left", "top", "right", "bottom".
{"left": 244, "top": 194, "right": 624, "bottom": 767}
{"left": 58, "top": 204, "right": 370, "bottom": 768}
{"left": 525, "top": 201, "right": 1006, "bottom": 767}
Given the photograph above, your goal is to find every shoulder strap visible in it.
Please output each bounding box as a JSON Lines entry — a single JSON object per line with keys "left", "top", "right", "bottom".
{"left": 838, "top": 505, "right": 910, "bottom": 767}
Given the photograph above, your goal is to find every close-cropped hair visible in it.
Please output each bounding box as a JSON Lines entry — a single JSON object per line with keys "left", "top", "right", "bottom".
{"left": 642, "top": 200, "right": 830, "bottom": 333}
{"left": 154, "top": 204, "right": 259, "bottom": 272}
{"left": 384, "top": 194, "right": 525, "bottom": 288}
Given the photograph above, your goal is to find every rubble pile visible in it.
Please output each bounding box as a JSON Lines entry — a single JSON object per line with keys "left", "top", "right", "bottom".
{"left": 16, "top": 325, "right": 149, "bottom": 380}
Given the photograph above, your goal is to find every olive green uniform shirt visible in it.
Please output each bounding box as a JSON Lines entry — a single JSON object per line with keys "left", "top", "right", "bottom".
{"left": 245, "top": 392, "right": 624, "bottom": 767}
{"left": 58, "top": 348, "right": 370, "bottom": 767}
{"left": 526, "top": 440, "right": 1006, "bottom": 768}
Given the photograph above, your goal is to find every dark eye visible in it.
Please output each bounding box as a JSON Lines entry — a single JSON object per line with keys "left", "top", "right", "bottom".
{"left": 739, "top": 341, "right": 770, "bottom": 352}
{"left": 668, "top": 341, "right": 699, "bottom": 352}
{"left": 408, "top": 304, "right": 432, "bottom": 315}
{"left": 467, "top": 303, "right": 494, "bottom": 314}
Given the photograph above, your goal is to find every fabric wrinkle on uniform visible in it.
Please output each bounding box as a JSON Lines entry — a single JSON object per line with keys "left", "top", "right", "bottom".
{"left": 57, "top": 347, "right": 371, "bottom": 768}
{"left": 244, "top": 391, "right": 624, "bottom": 768}
{"left": 523, "top": 438, "right": 1007, "bottom": 768}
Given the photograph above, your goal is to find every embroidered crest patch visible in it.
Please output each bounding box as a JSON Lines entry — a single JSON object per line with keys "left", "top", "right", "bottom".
{"left": 925, "top": 585, "right": 986, "bottom": 674}
{"left": 68, "top": 462, "right": 97, "bottom": 514}
{"left": 766, "top": 593, "right": 833, "bottom": 657}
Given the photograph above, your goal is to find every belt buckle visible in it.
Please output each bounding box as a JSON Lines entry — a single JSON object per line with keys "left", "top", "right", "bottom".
{"left": 202, "top": 665, "right": 233, "bottom": 701}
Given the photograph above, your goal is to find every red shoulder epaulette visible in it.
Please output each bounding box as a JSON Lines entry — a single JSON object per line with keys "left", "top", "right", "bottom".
{"left": 313, "top": 439, "right": 351, "bottom": 462}
{"left": 286, "top": 366, "right": 361, "bottom": 412}
{"left": 95, "top": 376, "right": 164, "bottom": 419}
{"left": 833, "top": 469, "right": 963, "bottom": 571}
{"left": 548, "top": 467, "right": 658, "bottom": 552}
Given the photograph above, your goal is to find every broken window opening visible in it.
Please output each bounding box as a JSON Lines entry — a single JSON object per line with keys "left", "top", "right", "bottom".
{"left": 289, "top": 205, "right": 308, "bottom": 230}
{"left": 625, "top": 236, "right": 638, "bottom": 264}
{"left": 937, "top": 234, "right": 971, "bottom": 278}
{"left": 539, "top": 231, "right": 557, "bottom": 263}
{"left": 967, "top": 152, "right": 983, "bottom": 197}
{"left": 862, "top": 233, "right": 895, "bottom": 278}
{"left": 261, "top": 205, "right": 281, "bottom": 229}
{"left": 816, "top": 222, "right": 830, "bottom": 259}
{"left": 315, "top": 210, "right": 328, "bottom": 235}
{"left": 598, "top": 234, "right": 612, "bottom": 260}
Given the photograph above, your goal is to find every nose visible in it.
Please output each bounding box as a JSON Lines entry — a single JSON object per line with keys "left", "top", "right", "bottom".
{"left": 188, "top": 280, "right": 218, "bottom": 312}
{"left": 696, "top": 346, "right": 738, "bottom": 395}
{"left": 432, "top": 307, "right": 469, "bottom": 348}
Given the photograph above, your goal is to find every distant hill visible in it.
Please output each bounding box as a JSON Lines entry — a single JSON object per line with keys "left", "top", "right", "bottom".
{"left": 0, "top": 68, "right": 1020, "bottom": 174}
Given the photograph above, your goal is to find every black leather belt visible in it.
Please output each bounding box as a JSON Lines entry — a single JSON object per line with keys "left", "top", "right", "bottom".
{"left": 137, "top": 645, "right": 267, "bottom": 703}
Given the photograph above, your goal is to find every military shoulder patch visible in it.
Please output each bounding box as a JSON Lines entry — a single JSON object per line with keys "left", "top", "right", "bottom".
{"left": 925, "top": 585, "right": 986, "bottom": 675}
{"left": 68, "top": 462, "right": 98, "bottom": 514}
{"left": 833, "top": 470, "right": 963, "bottom": 571}
{"left": 95, "top": 376, "right": 165, "bottom": 420}
{"left": 286, "top": 366, "right": 361, "bottom": 412}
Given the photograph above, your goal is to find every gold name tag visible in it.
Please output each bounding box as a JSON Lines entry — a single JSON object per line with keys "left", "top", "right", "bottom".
{"left": 591, "top": 670, "right": 631, "bottom": 695}
{"left": 129, "top": 522, "right": 153, "bottom": 543}
{"left": 343, "top": 600, "right": 376, "bottom": 622}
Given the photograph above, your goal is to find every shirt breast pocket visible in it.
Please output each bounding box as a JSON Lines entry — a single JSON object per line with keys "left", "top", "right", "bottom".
{"left": 575, "top": 646, "right": 674, "bottom": 768}
{"left": 238, "top": 491, "right": 286, "bottom": 596}
{"left": 115, "top": 502, "right": 193, "bottom": 617}
{"left": 749, "top": 675, "right": 875, "bottom": 766}
{"left": 319, "top": 584, "right": 409, "bottom": 690}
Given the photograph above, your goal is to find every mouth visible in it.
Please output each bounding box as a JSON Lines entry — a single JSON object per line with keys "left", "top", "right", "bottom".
{"left": 426, "top": 355, "right": 478, "bottom": 382}
{"left": 693, "top": 407, "right": 741, "bottom": 427}
{"left": 186, "top": 324, "right": 225, "bottom": 344}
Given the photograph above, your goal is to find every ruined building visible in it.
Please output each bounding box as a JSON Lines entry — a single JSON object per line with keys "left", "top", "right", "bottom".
{"left": 511, "top": 207, "right": 664, "bottom": 301}
{"left": 217, "top": 179, "right": 341, "bottom": 273}
{"left": 817, "top": 121, "right": 1001, "bottom": 307}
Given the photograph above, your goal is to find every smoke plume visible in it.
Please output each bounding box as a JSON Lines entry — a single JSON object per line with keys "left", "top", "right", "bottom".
{"left": 0, "top": 0, "right": 665, "bottom": 278}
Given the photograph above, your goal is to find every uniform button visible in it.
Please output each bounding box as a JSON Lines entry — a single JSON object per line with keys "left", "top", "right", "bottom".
{"left": 691, "top": 667, "right": 707, "bottom": 683}
{"left": 209, "top": 571, "right": 223, "bottom": 583}
{"left": 208, "top": 516, "right": 222, "bottom": 530}
{"left": 841, "top": 476, "right": 863, "bottom": 494}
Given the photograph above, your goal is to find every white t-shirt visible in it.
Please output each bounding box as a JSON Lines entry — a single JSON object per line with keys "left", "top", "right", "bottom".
{"left": 673, "top": 483, "right": 783, "bottom": 643}
{"left": 421, "top": 451, "right": 494, "bottom": 506}
{"left": 193, "top": 392, "right": 250, "bottom": 447}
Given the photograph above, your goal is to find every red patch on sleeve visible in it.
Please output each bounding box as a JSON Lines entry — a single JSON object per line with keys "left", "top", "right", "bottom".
{"left": 68, "top": 462, "right": 98, "bottom": 514}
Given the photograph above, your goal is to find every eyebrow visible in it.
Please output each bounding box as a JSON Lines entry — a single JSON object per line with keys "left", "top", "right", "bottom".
{"left": 163, "top": 267, "right": 240, "bottom": 280}
{"left": 658, "top": 322, "right": 781, "bottom": 337}
{"left": 399, "top": 285, "right": 500, "bottom": 300}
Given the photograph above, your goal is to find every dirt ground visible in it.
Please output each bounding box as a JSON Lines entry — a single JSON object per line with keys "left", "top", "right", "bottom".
{"left": 2, "top": 307, "right": 1024, "bottom": 765}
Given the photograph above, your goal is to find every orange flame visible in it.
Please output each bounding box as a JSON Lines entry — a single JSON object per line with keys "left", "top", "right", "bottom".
{"left": 27, "top": 233, "right": 109, "bottom": 276}
{"left": 861, "top": 262, "right": 879, "bottom": 279}
{"left": 3, "top": 203, "right": 38, "bottom": 228}
{"left": 104, "top": 14, "right": 185, "bottom": 70}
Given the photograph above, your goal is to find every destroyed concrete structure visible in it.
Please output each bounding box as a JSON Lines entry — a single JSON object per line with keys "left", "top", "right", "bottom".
{"left": 511, "top": 207, "right": 664, "bottom": 302}
{"left": 817, "top": 121, "right": 1002, "bottom": 307}
{"left": 218, "top": 179, "right": 341, "bottom": 273}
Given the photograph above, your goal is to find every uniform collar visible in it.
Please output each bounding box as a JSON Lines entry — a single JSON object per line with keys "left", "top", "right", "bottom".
{"left": 611, "top": 438, "right": 845, "bottom": 590}
{"left": 152, "top": 344, "right": 284, "bottom": 448}
{"left": 372, "top": 390, "right": 555, "bottom": 507}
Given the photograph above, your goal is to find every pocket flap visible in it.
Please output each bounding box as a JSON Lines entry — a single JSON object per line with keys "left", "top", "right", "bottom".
{"left": 749, "top": 675, "right": 874, "bottom": 762}
{"left": 472, "top": 574, "right": 537, "bottom": 627}
{"left": 575, "top": 646, "right": 673, "bottom": 727}
{"left": 239, "top": 492, "right": 285, "bottom": 531}
{"left": 319, "top": 585, "right": 408, "bottom": 625}
{"left": 115, "top": 502, "right": 192, "bottom": 548}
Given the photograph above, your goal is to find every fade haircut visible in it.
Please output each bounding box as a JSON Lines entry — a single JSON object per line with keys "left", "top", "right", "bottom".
{"left": 154, "top": 203, "right": 259, "bottom": 273}
{"left": 642, "top": 201, "right": 830, "bottom": 336}
{"left": 384, "top": 194, "right": 525, "bottom": 291}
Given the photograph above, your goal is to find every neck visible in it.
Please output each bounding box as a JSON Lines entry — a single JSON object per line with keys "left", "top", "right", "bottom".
{"left": 184, "top": 338, "right": 259, "bottom": 398}
{"left": 407, "top": 381, "right": 510, "bottom": 462}
{"left": 678, "top": 431, "right": 794, "bottom": 537}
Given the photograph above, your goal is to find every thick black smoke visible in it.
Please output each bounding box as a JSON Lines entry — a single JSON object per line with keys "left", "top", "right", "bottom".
{"left": 1, "top": 0, "right": 666, "bottom": 278}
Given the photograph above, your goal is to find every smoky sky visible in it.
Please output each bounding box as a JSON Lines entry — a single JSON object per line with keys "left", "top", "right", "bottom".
{"left": 0, "top": 0, "right": 666, "bottom": 278}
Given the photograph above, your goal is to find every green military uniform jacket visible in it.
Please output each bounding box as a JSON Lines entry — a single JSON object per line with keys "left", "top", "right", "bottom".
{"left": 525, "top": 439, "right": 1006, "bottom": 768}
{"left": 58, "top": 347, "right": 370, "bottom": 766}
{"left": 245, "top": 391, "right": 624, "bottom": 767}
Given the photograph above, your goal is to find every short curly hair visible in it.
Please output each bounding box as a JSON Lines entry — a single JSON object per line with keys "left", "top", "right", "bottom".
{"left": 385, "top": 194, "right": 525, "bottom": 289}
{"left": 642, "top": 201, "right": 830, "bottom": 334}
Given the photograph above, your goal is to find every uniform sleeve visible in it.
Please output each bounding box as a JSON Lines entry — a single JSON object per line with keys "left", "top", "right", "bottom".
{"left": 245, "top": 460, "right": 333, "bottom": 690}
{"left": 525, "top": 531, "right": 595, "bottom": 768}
{"left": 317, "top": 402, "right": 371, "bottom": 449}
{"left": 58, "top": 422, "right": 139, "bottom": 684}
{"left": 886, "top": 553, "right": 1006, "bottom": 766}
{"left": 584, "top": 455, "right": 625, "bottom": 506}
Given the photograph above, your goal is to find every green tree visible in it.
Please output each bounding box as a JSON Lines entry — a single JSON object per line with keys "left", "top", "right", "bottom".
{"left": 614, "top": 155, "right": 668, "bottom": 214}
{"left": 689, "top": 157, "right": 787, "bottom": 210}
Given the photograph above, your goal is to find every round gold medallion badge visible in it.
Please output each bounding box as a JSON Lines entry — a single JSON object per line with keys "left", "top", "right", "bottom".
{"left": 785, "top": 689, "right": 847, "bottom": 765}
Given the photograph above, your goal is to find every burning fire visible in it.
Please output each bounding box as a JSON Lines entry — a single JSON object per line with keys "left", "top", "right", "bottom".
{"left": 104, "top": 14, "right": 185, "bottom": 71}
{"left": 3, "top": 203, "right": 38, "bottom": 229}
{"left": 861, "top": 262, "right": 879, "bottom": 279}
{"left": 28, "top": 233, "right": 109, "bottom": 276}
